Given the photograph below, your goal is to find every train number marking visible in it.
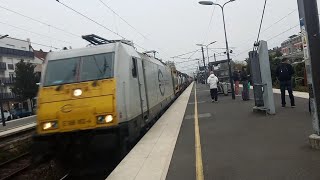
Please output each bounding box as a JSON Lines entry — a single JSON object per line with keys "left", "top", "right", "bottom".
{"left": 62, "top": 119, "right": 91, "bottom": 127}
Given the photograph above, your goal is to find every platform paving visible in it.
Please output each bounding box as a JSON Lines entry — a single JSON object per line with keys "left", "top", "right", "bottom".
{"left": 0, "top": 115, "right": 36, "bottom": 132}
{"left": 166, "top": 84, "right": 320, "bottom": 180}
{"left": 107, "top": 84, "right": 193, "bottom": 180}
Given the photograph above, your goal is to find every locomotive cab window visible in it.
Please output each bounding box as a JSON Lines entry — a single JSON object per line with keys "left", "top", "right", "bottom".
{"left": 132, "top": 57, "right": 137, "bottom": 78}
{"left": 43, "top": 52, "right": 114, "bottom": 86}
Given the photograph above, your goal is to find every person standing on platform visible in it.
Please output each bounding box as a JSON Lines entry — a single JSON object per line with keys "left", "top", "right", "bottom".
{"left": 233, "top": 70, "right": 240, "bottom": 96}
{"left": 241, "top": 67, "right": 250, "bottom": 101}
{"left": 276, "top": 58, "right": 295, "bottom": 108}
{"left": 207, "top": 71, "right": 219, "bottom": 103}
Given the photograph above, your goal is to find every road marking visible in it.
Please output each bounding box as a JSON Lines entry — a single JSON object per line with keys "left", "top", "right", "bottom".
{"left": 185, "top": 113, "right": 212, "bottom": 120}
{"left": 194, "top": 84, "right": 204, "bottom": 180}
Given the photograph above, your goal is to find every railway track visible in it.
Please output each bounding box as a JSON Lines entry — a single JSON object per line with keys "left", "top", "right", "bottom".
{"left": 59, "top": 173, "right": 70, "bottom": 180}
{"left": 0, "top": 152, "right": 31, "bottom": 180}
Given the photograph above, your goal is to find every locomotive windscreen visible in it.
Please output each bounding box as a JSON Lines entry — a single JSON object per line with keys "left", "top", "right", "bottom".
{"left": 43, "top": 52, "right": 114, "bottom": 86}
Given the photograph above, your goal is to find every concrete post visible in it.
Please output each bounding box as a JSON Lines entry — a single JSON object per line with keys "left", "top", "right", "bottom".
{"left": 258, "top": 41, "right": 276, "bottom": 115}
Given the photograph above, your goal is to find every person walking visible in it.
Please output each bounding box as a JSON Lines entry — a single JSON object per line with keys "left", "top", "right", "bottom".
{"left": 276, "top": 58, "right": 295, "bottom": 108}
{"left": 207, "top": 71, "right": 219, "bottom": 102}
{"left": 241, "top": 67, "right": 250, "bottom": 101}
{"left": 233, "top": 70, "right": 240, "bottom": 96}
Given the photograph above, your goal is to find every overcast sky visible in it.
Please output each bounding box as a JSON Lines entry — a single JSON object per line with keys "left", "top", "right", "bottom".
{"left": 0, "top": 0, "right": 318, "bottom": 74}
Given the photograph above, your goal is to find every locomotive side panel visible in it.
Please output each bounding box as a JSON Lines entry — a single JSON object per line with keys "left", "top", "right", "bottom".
{"left": 114, "top": 43, "right": 132, "bottom": 124}
{"left": 141, "top": 56, "right": 174, "bottom": 120}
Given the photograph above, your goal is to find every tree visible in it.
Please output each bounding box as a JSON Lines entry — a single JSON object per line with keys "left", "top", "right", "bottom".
{"left": 233, "top": 60, "right": 246, "bottom": 71}
{"left": 11, "top": 60, "right": 39, "bottom": 103}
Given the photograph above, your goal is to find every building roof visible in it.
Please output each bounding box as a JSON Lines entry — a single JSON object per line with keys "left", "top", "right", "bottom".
{"left": 33, "top": 49, "right": 48, "bottom": 60}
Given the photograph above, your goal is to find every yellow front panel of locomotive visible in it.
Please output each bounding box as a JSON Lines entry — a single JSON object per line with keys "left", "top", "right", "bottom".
{"left": 36, "top": 79, "right": 117, "bottom": 134}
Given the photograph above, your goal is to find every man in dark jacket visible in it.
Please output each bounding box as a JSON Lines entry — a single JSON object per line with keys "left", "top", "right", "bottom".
{"left": 276, "top": 58, "right": 295, "bottom": 107}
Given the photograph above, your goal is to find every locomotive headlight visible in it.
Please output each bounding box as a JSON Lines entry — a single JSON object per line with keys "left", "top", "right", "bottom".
{"left": 42, "top": 121, "right": 58, "bottom": 130}
{"left": 97, "top": 115, "right": 113, "bottom": 124}
{"left": 73, "top": 89, "right": 82, "bottom": 97}
{"left": 105, "top": 115, "right": 113, "bottom": 123}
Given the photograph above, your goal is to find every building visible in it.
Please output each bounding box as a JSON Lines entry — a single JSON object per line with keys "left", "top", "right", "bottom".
{"left": 0, "top": 35, "right": 43, "bottom": 111}
{"left": 281, "top": 34, "right": 304, "bottom": 60}
{"left": 33, "top": 49, "right": 47, "bottom": 73}
{"left": 269, "top": 47, "right": 282, "bottom": 57}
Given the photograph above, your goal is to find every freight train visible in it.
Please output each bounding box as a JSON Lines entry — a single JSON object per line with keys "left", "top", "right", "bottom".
{"left": 32, "top": 35, "right": 192, "bottom": 161}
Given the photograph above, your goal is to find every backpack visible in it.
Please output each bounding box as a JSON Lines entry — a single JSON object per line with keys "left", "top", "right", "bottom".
{"left": 278, "top": 64, "right": 290, "bottom": 81}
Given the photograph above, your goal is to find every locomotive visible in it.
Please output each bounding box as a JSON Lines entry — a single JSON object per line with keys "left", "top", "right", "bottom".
{"left": 32, "top": 35, "right": 192, "bottom": 161}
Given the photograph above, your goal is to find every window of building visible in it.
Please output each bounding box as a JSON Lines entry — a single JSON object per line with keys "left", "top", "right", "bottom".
{"left": 8, "top": 64, "right": 14, "bottom": 70}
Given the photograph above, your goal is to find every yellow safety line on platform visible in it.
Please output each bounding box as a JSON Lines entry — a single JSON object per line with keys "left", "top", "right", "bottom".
{"left": 194, "top": 84, "right": 204, "bottom": 180}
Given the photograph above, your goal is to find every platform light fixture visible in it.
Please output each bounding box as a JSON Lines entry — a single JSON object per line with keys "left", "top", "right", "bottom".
{"left": 199, "top": 0, "right": 236, "bottom": 99}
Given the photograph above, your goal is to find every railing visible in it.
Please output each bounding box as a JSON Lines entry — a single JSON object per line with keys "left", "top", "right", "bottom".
{"left": 0, "top": 62, "right": 6, "bottom": 70}
{"left": 0, "top": 93, "right": 17, "bottom": 100}
{"left": 0, "top": 46, "right": 34, "bottom": 58}
{"left": 0, "top": 77, "right": 15, "bottom": 84}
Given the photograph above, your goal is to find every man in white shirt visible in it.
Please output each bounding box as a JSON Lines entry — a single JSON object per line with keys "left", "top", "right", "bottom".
{"left": 207, "top": 71, "right": 219, "bottom": 102}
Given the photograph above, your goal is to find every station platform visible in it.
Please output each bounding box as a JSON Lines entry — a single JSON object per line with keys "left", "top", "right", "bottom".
{"left": 0, "top": 115, "right": 36, "bottom": 133}
{"left": 0, "top": 116, "right": 36, "bottom": 141}
{"left": 108, "top": 83, "right": 320, "bottom": 180}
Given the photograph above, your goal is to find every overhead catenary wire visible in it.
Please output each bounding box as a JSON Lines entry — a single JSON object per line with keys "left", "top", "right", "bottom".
{"left": 0, "top": 21, "right": 72, "bottom": 44}
{"left": 177, "top": 62, "right": 199, "bottom": 69}
{"left": 176, "top": 59, "right": 200, "bottom": 64}
{"left": 0, "top": 36, "right": 60, "bottom": 50}
{"left": 0, "top": 4, "right": 79, "bottom": 38}
{"left": 98, "top": 0, "right": 171, "bottom": 58}
{"left": 234, "top": 24, "right": 299, "bottom": 58}
{"left": 173, "top": 57, "right": 194, "bottom": 60}
{"left": 235, "top": 8, "right": 297, "bottom": 48}
{"left": 56, "top": 0, "right": 150, "bottom": 52}
{"left": 187, "top": 49, "right": 200, "bottom": 59}
{"left": 98, "top": 0, "right": 148, "bottom": 40}
{"left": 56, "top": 0, "right": 125, "bottom": 39}
{"left": 202, "top": 0, "right": 218, "bottom": 44}
{"left": 171, "top": 50, "right": 199, "bottom": 58}
{"left": 31, "top": 41, "right": 60, "bottom": 49}
{"left": 233, "top": 8, "right": 299, "bottom": 59}
{"left": 57, "top": 1, "right": 169, "bottom": 54}
{"left": 266, "top": 24, "right": 300, "bottom": 41}
{"left": 1, "top": 40, "right": 59, "bottom": 50}
{"left": 261, "top": 9, "right": 297, "bottom": 34}
{"left": 177, "top": 66, "right": 198, "bottom": 71}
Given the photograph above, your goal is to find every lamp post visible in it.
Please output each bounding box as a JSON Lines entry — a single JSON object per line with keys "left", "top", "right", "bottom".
{"left": 196, "top": 41, "right": 217, "bottom": 84}
{"left": 199, "top": 0, "right": 236, "bottom": 99}
{"left": 197, "top": 41, "right": 217, "bottom": 71}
